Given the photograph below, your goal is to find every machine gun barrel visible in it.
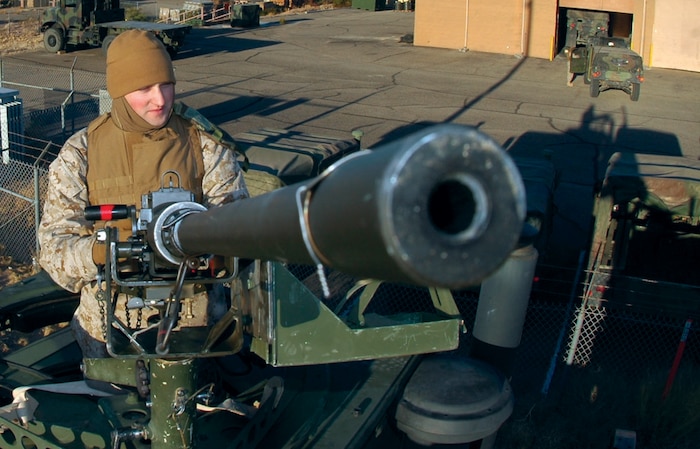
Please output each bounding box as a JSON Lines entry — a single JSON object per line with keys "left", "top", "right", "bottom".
{"left": 169, "top": 124, "right": 526, "bottom": 290}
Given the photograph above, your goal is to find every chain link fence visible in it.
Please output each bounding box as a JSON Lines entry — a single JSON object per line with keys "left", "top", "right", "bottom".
{"left": 0, "top": 140, "right": 53, "bottom": 266}
{"left": 0, "top": 59, "right": 106, "bottom": 264}
{"left": 0, "top": 59, "right": 698, "bottom": 447}
{"left": 498, "top": 259, "right": 700, "bottom": 448}
{"left": 122, "top": 0, "right": 161, "bottom": 19}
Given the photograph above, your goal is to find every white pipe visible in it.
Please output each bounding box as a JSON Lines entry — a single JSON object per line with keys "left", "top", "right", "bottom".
{"left": 464, "top": 0, "right": 470, "bottom": 50}
{"left": 520, "top": 0, "right": 526, "bottom": 56}
{"left": 640, "top": 0, "right": 647, "bottom": 60}
{"left": 473, "top": 244, "right": 538, "bottom": 348}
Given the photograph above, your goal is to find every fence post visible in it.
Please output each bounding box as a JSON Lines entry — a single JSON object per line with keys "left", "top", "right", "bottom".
{"left": 565, "top": 298, "right": 588, "bottom": 365}
{"left": 541, "top": 250, "right": 586, "bottom": 396}
{"left": 662, "top": 318, "right": 693, "bottom": 400}
{"left": 33, "top": 142, "right": 53, "bottom": 259}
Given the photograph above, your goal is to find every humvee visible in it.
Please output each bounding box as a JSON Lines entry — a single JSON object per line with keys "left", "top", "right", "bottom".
{"left": 0, "top": 125, "right": 544, "bottom": 449}
{"left": 569, "top": 36, "right": 644, "bottom": 101}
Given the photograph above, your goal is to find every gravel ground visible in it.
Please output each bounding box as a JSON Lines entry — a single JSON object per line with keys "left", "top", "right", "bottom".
{"left": 0, "top": 7, "right": 44, "bottom": 56}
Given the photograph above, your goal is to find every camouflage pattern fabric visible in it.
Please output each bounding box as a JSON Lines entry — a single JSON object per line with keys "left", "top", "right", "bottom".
{"left": 242, "top": 169, "right": 285, "bottom": 197}
{"left": 37, "top": 123, "right": 249, "bottom": 357}
{"left": 174, "top": 102, "right": 250, "bottom": 171}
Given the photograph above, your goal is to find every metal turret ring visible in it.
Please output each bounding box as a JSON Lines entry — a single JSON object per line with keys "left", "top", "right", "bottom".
{"left": 148, "top": 201, "right": 207, "bottom": 266}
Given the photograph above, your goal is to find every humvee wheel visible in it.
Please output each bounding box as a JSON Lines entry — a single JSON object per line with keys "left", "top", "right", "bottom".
{"left": 630, "top": 83, "right": 640, "bottom": 101}
{"left": 590, "top": 79, "right": 600, "bottom": 98}
{"left": 44, "top": 27, "right": 65, "bottom": 53}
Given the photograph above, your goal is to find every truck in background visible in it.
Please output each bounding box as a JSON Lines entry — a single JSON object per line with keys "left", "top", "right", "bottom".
{"left": 568, "top": 36, "right": 644, "bottom": 101}
{"left": 564, "top": 9, "right": 609, "bottom": 49}
{"left": 41, "top": 0, "right": 191, "bottom": 56}
{"left": 564, "top": 9, "right": 643, "bottom": 101}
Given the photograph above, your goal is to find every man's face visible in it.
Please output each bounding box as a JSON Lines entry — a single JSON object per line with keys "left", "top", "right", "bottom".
{"left": 124, "top": 83, "right": 175, "bottom": 128}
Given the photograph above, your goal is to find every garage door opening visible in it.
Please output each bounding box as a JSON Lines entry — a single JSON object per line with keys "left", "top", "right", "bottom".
{"left": 556, "top": 8, "right": 633, "bottom": 55}
{"left": 609, "top": 12, "right": 633, "bottom": 39}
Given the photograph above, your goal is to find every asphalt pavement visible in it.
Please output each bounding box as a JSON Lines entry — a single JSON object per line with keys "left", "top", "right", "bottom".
{"left": 10, "top": 7, "right": 700, "bottom": 266}
{"left": 179, "top": 8, "right": 700, "bottom": 267}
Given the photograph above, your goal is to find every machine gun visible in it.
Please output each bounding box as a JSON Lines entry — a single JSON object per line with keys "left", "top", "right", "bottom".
{"left": 87, "top": 123, "right": 526, "bottom": 360}
{"left": 0, "top": 124, "right": 527, "bottom": 449}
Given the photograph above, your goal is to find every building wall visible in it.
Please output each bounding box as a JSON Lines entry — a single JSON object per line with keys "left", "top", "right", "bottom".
{"left": 413, "top": 0, "right": 699, "bottom": 72}
{"left": 559, "top": 0, "right": 633, "bottom": 14}
{"left": 528, "top": 0, "right": 558, "bottom": 59}
{"left": 633, "top": 0, "right": 654, "bottom": 66}
{"left": 414, "top": 0, "right": 468, "bottom": 50}
{"left": 651, "top": 0, "right": 700, "bottom": 72}
{"left": 466, "top": 0, "right": 522, "bottom": 56}
{"left": 414, "top": 0, "right": 558, "bottom": 59}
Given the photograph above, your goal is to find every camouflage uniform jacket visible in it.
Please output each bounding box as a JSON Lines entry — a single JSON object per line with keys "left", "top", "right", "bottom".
{"left": 37, "top": 119, "right": 249, "bottom": 356}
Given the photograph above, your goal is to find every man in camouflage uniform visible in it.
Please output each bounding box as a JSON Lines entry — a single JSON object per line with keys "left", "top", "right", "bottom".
{"left": 38, "top": 30, "right": 249, "bottom": 358}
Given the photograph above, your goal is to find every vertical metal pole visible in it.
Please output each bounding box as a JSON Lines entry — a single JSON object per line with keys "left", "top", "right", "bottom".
{"left": 662, "top": 318, "right": 693, "bottom": 400}
{"left": 541, "top": 250, "right": 585, "bottom": 395}
{"left": 33, "top": 164, "right": 40, "bottom": 259}
{"left": 565, "top": 248, "right": 608, "bottom": 367}
{"left": 33, "top": 143, "right": 53, "bottom": 262}
{"left": 147, "top": 358, "right": 198, "bottom": 449}
{"left": 565, "top": 296, "right": 588, "bottom": 366}
{"left": 70, "top": 57, "right": 77, "bottom": 135}
{"left": 479, "top": 432, "right": 498, "bottom": 449}
{"left": 469, "top": 242, "right": 537, "bottom": 448}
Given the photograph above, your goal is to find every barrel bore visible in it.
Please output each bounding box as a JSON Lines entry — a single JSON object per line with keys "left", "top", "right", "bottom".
{"left": 428, "top": 174, "right": 489, "bottom": 242}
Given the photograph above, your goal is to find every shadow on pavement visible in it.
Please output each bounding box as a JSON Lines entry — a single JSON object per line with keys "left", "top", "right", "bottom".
{"left": 175, "top": 17, "right": 312, "bottom": 59}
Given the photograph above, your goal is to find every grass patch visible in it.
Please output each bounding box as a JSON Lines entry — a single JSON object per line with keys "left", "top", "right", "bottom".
{"left": 125, "top": 7, "right": 150, "bottom": 21}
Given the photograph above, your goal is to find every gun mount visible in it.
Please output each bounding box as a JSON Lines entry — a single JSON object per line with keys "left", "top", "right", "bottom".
{"left": 88, "top": 124, "right": 525, "bottom": 358}
{"left": 0, "top": 124, "right": 529, "bottom": 449}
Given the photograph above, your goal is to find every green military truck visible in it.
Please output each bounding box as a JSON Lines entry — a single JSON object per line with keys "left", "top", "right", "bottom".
{"left": 569, "top": 36, "right": 644, "bottom": 101}
{"left": 564, "top": 9, "right": 609, "bottom": 49}
{"left": 41, "top": 0, "right": 191, "bottom": 56}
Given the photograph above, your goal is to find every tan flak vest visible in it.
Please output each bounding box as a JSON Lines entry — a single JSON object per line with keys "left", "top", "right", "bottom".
{"left": 86, "top": 113, "right": 204, "bottom": 210}
{"left": 80, "top": 108, "right": 227, "bottom": 347}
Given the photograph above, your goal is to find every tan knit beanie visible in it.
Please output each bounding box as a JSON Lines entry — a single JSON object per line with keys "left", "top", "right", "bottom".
{"left": 106, "top": 30, "right": 176, "bottom": 99}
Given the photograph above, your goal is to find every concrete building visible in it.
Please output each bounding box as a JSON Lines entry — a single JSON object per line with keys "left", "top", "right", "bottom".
{"left": 413, "top": 0, "right": 700, "bottom": 73}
